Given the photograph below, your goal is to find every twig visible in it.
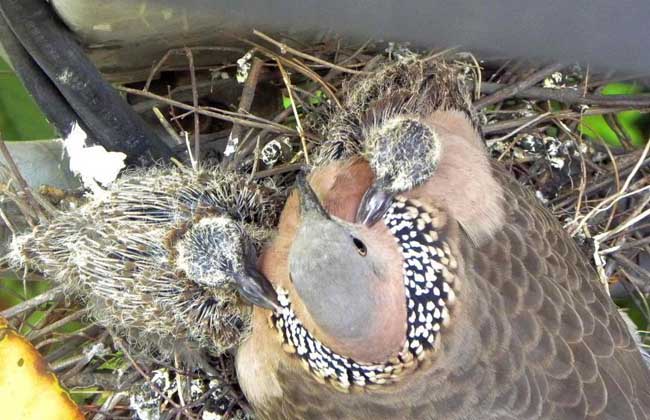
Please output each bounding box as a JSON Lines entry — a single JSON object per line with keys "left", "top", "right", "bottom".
{"left": 252, "top": 163, "right": 304, "bottom": 179}
{"left": 573, "top": 134, "right": 589, "bottom": 218}
{"left": 487, "top": 112, "right": 552, "bottom": 148}
{"left": 184, "top": 132, "right": 197, "bottom": 170}
{"left": 144, "top": 49, "right": 175, "bottom": 92}
{"left": 92, "top": 391, "right": 128, "bottom": 420}
{"left": 253, "top": 30, "right": 366, "bottom": 75}
{"left": 0, "top": 284, "right": 65, "bottom": 319}
{"left": 1, "top": 180, "right": 38, "bottom": 227}
{"left": 110, "top": 332, "right": 198, "bottom": 420}
{"left": 277, "top": 61, "right": 310, "bottom": 165}
{"left": 152, "top": 107, "right": 183, "bottom": 145}
{"left": 597, "top": 205, "right": 650, "bottom": 245}
{"left": 480, "top": 82, "right": 650, "bottom": 108}
{"left": 622, "top": 278, "right": 650, "bottom": 327}
{"left": 570, "top": 139, "right": 650, "bottom": 237}
{"left": 51, "top": 352, "right": 96, "bottom": 372}
{"left": 337, "top": 39, "right": 372, "bottom": 65}
{"left": 174, "top": 352, "right": 187, "bottom": 408}
{"left": 27, "top": 308, "right": 88, "bottom": 340}
{"left": 613, "top": 254, "right": 650, "bottom": 292}
{"left": 483, "top": 107, "right": 650, "bottom": 135}
{"left": 473, "top": 62, "right": 565, "bottom": 110}
{"left": 582, "top": 65, "right": 590, "bottom": 97}
{"left": 244, "top": 40, "right": 342, "bottom": 109}
{"left": 19, "top": 295, "right": 58, "bottom": 332}
{"left": 249, "top": 135, "right": 262, "bottom": 180}
{"left": 59, "top": 330, "right": 109, "bottom": 381}
{"left": 184, "top": 48, "right": 201, "bottom": 164}
{"left": 133, "top": 80, "right": 231, "bottom": 113}
{"left": 0, "top": 206, "right": 16, "bottom": 236}
{"left": 118, "top": 86, "right": 298, "bottom": 135}
{"left": 551, "top": 153, "right": 650, "bottom": 208}
{"left": 226, "top": 57, "right": 265, "bottom": 166}
{"left": 35, "top": 328, "right": 94, "bottom": 350}
{"left": 144, "top": 46, "right": 243, "bottom": 92}
{"left": 601, "top": 236, "right": 650, "bottom": 255}
{"left": 599, "top": 139, "right": 621, "bottom": 232}
{"left": 0, "top": 137, "right": 47, "bottom": 223}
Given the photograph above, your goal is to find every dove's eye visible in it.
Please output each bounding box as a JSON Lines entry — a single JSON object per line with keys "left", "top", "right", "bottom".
{"left": 352, "top": 237, "right": 367, "bottom": 256}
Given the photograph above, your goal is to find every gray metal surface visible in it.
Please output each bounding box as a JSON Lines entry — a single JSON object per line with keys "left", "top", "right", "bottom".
{"left": 1, "top": 140, "right": 79, "bottom": 190}
{"left": 0, "top": 140, "right": 80, "bottom": 258}
{"left": 51, "top": 0, "right": 650, "bottom": 80}
{"left": 50, "top": 0, "right": 328, "bottom": 82}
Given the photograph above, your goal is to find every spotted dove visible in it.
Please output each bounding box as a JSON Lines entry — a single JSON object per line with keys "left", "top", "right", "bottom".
{"left": 236, "top": 59, "right": 650, "bottom": 419}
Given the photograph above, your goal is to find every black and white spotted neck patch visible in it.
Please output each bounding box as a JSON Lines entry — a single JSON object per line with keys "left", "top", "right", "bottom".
{"left": 271, "top": 196, "right": 459, "bottom": 392}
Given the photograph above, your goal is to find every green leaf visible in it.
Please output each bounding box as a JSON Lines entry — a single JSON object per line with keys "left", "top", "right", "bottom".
{"left": 283, "top": 90, "right": 325, "bottom": 110}
{"left": 614, "top": 297, "right": 649, "bottom": 331}
{"left": 580, "top": 83, "right": 650, "bottom": 147}
{"left": 308, "top": 90, "right": 325, "bottom": 106}
{"left": 69, "top": 386, "right": 103, "bottom": 406}
{"left": 0, "top": 277, "right": 82, "bottom": 335}
{"left": 0, "top": 276, "right": 51, "bottom": 311}
{"left": 97, "top": 351, "right": 126, "bottom": 372}
{"left": 282, "top": 95, "right": 292, "bottom": 110}
{"left": 0, "top": 58, "right": 56, "bottom": 141}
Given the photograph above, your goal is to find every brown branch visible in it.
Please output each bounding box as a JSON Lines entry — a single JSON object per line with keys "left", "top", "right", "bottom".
{"left": 483, "top": 107, "right": 650, "bottom": 135}
{"left": 232, "top": 60, "right": 345, "bottom": 166}
{"left": 60, "top": 330, "right": 109, "bottom": 382}
{"left": 0, "top": 137, "right": 47, "bottom": 223}
{"left": 473, "top": 62, "right": 565, "bottom": 110}
{"left": 277, "top": 61, "right": 310, "bottom": 165}
{"left": 552, "top": 154, "right": 650, "bottom": 208}
{"left": 184, "top": 48, "right": 201, "bottom": 164}
{"left": 613, "top": 254, "right": 650, "bottom": 293}
{"left": 337, "top": 39, "right": 372, "bottom": 66}
{"left": 0, "top": 284, "right": 65, "bottom": 319}
{"left": 243, "top": 39, "right": 342, "bottom": 109}
{"left": 481, "top": 82, "right": 650, "bottom": 108}
{"left": 133, "top": 80, "right": 232, "bottom": 113}
{"left": 144, "top": 49, "right": 174, "bottom": 92}
{"left": 110, "top": 332, "right": 198, "bottom": 420}
{"left": 253, "top": 30, "right": 366, "bottom": 75}
{"left": 152, "top": 107, "right": 183, "bottom": 145}
{"left": 27, "top": 308, "right": 89, "bottom": 340}
{"left": 144, "top": 46, "right": 244, "bottom": 92}
{"left": 118, "top": 86, "right": 298, "bottom": 135}
{"left": 252, "top": 163, "right": 305, "bottom": 179}
{"left": 226, "top": 57, "right": 265, "bottom": 166}
{"left": 602, "top": 236, "right": 650, "bottom": 254}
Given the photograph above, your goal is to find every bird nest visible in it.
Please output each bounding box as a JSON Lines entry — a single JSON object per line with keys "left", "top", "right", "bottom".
{"left": 1, "top": 34, "right": 650, "bottom": 419}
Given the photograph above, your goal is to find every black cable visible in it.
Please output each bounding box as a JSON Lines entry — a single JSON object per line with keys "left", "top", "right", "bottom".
{"left": 0, "top": 12, "right": 86, "bottom": 139}
{"left": 0, "top": 0, "right": 172, "bottom": 163}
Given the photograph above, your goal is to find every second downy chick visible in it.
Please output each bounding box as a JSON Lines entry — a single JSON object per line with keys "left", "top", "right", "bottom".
{"left": 313, "top": 56, "right": 476, "bottom": 228}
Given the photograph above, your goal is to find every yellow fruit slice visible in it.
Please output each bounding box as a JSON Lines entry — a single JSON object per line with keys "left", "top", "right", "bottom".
{"left": 0, "top": 317, "right": 84, "bottom": 420}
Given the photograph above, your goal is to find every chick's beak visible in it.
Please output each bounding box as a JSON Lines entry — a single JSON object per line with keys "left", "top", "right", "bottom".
{"left": 296, "top": 173, "right": 330, "bottom": 220}
{"left": 235, "top": 265, "right": 279, "bottom": 312}
{"left": 355, "top": 186, "right": 393, "bottom": 226}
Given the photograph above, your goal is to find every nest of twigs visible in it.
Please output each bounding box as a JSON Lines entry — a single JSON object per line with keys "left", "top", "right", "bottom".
{"left": 1, "top": 32, "right": 650, "bottom": 419}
